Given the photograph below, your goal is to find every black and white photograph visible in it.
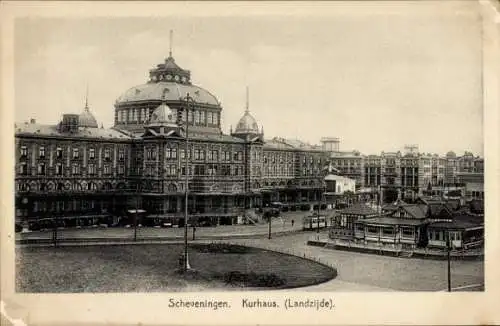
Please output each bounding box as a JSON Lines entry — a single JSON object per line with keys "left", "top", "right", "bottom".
{"left": 1, "top": 1, "right": 499, "bottom": 325}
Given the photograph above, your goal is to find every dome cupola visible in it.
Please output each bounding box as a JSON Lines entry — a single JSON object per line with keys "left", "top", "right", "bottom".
{"left": 235, "top": 111, "right": 259, "bottom": 134}
{"left": 78, "top": 89, "right": 98, "bottom": 128}
{"left": 233, "top": 87, "right": 261, "bottom": 135}
{"left": 148, "top": 89, "right": 177, "bottom": 127}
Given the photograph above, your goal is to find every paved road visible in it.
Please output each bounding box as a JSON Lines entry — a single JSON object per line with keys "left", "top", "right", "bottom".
{"left": 229, "top": 232, "right": 484, "bottom": 292}
{"left": 17, "top": 211, "right": 313, "bottom": 241}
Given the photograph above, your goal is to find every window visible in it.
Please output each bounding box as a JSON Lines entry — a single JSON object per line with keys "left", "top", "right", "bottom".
{"left": 118, "top": 165, "right": 125, "bottom": 175}
{"left": 166, "top": 147, "right": 177, "bottom": 159}
{"left": 401, "top": 227, "right": 414, "bottom": 238}
{"left": 166, "top": 165, "right": 177, "bottom": 176}
{"left": 37, "top": 163, "right": 45, "bottom": 175}
{"left": 118, "top": 149, "right": 124, "bottom": 161}
{"left": 194, "top": 111, "right": 200, "bottom": 124}
{"left": 199, "top": 111, "right": 205, "bottom": 125}
{"left": 88, "top": 164, "right": 96, "bottom": 175}
{"left": 56, "top": 164, "right": 63, "bottom": 175}
{"left": 39, "top": 146, "right": 45, "bottom": 158}
{"left": 56, "top": 147, "right": 63, "bottom": 159}
{"left": 207, "top": 164, "right": 217, "bottom": 176}
{"left": 367, "top": 226, "right": 378, "bottom": 234}
{"left": 89, "top": 148, "right": 95, "bottom": 159}
{"left": 20, "top": 146, "right": 27, "bottom": 157}
{"left": 209, "top": 150, "right": 219, "bottom": 161}
{"left": 222, "top": 151, "right": 231, "bottom": 162}
{"left": 194, "top": 165, "right": 205, "bottom": 176}
{"left": 194, "top": 149, "right": 205, "bottom": 160}
{"left": 207, "top": 112, "right": 213, "bottom": 125}
{"left": 103, "top": 164, "right": 110, "bottom": 175}
{"left": 71, "top": 164, "right": 80, "bottom": 175}
{"left": 72, "top": 148, "right": 79, "bottom": 159}
{"left": 382, "top": 227, "right": 394, "bottom": 236}
{"left": 104, "top": 148, "right": 111, "bottom": 161}
{"left": 19, "top": 163, "right": 27, "bottom": 175}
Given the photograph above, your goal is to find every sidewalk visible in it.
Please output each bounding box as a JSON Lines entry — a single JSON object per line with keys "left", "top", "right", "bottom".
{"left": 312, "top": 237, "right": 484, "bottom": 260}
{"left": 16, "top": 218, "right": 305, "bottom": 244}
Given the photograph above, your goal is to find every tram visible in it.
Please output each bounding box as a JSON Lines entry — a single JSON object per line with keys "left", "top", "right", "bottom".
{"left": 302, "top": 214, "right": 327, "bottom": 231}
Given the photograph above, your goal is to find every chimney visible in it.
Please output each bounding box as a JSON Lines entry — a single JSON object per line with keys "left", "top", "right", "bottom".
{"left": 30, "top": 118, "right": 36, "bottom": 124}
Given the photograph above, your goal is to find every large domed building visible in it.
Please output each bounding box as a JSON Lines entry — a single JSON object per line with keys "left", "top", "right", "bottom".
{"left": 14, "top": 45, "right": 328, "bottom": 229}
{"left": 114, "top": 54, "right": 223, "bottom": 135}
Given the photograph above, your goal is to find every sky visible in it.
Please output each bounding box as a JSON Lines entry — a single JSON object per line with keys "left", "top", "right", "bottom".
{"left": 14, "top": 1, "right": 485, "bottom": 156}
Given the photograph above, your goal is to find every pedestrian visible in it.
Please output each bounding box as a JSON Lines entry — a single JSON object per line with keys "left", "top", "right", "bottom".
{"left": 291, "top": 219, "right": 295, "bottom": 227}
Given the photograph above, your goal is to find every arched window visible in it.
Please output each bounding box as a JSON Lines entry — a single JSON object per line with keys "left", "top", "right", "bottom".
{"left": 87, "top": 182, "right": 97, "bottom": 191}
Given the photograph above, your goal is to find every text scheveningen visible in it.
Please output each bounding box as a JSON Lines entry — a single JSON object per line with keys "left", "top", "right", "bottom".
{"left": 168, "top": 299, "right": 230, "bottom": 310}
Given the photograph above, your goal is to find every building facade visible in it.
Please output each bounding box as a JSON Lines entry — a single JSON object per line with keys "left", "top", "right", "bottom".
{"left": 15, "top": 53, "right": 329, "bottom": 228}
{"left": 327, "top": 147, "right": 482, "bottom": 203}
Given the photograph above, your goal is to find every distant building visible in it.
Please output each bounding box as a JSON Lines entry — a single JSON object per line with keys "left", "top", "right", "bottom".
{"left": 325, "top": 148, "right": 482, "bottom": 203}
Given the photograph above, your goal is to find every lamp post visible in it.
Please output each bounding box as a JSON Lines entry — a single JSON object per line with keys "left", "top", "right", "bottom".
{"left": 179, "top": 93, "right": 194, "bottom": 272}
{"left": 447, "top": 230, "right": 452, "bottom": 292}
{"left": 52, "top": 213, "right": 58, "bottom": 248}
{"left": 133, "top": 182, "right": 140, "bottom": 242}
{"left": 316, "top": 185, "right": 321, "bottom": 233}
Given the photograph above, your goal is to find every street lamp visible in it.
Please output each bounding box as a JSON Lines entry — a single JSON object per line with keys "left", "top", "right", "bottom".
{"left": 447, "top": 230, "right": 452, "bottom": 292}
{"left": 317, "top": 179, "right": 326, "bottom": 233}
{"left": 52, "top": 213, "right": 58, "bottom": 248}
{"left": 133, "top": 182, "right": 141, "bottom": 242}
{"left": 179, "top": 92, "right": 194, "bottom": 272}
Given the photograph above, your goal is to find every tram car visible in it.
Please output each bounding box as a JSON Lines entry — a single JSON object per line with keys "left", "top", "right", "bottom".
{"left": 302, "top": 214, "right": 327, "bottom": 231}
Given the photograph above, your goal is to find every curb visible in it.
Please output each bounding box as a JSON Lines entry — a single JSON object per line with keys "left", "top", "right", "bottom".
{"left": 308, "top": 241, "right": 484, "bottom": 261}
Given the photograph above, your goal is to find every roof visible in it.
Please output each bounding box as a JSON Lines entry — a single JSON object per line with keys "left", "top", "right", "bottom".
{"left": 360, "top": 217, "right": 426, "bottom": 226}
{"left": 234, "top": 110, "right": 259, "bottom": 134}
{"left": 324, "top": 174, "right": 353, "bottom": 182}
{"left": 188, "top": 132, "right": 246, "bottom": 143}
{"left": 15, "top": 122, "right": 133, "bottom": 140}
{"left": 339, "top": 203, "right": 378, "bottom": 216}
{"left": 79, "top": 108, "right": 98, "bottom": 128}
{"left": 263, "top": 137, "right": 323, "bottom": 151}
{"left": 382, "top": 199, "right": 409, "bottom": 211}
{"left": 429, "top": 213, "right": 483, "bottom": 229}
{"left": 401, "top": 204, "right": 428, "bottom": 219}
{"left": 427, "top": 203, "right": 453, "bottom": 218}
{"left": 116, "top": 81, "right": 219, "bottom": 106}
{"left": 148, "top": 102, "right": 177, "bottom": 127}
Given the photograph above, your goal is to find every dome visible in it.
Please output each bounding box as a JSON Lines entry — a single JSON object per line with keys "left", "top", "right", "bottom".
{"left": 149, "top": 102, "right": 177, "bottom": 126}
{"left": 79, "top": 108, "right": 98, "bottom": 128}
{"left": 115, "top": 82, "right": 219, "bottom": 106}
{"left": 446, "top": 151, "right": 457, "bottom": 158}
{"left": 234, "top": 110, "right": 259, "bottom": 134}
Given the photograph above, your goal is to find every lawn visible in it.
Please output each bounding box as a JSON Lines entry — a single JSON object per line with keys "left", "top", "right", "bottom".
{"left": 16, "top": 243, "right": 336, "bottom": 293}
